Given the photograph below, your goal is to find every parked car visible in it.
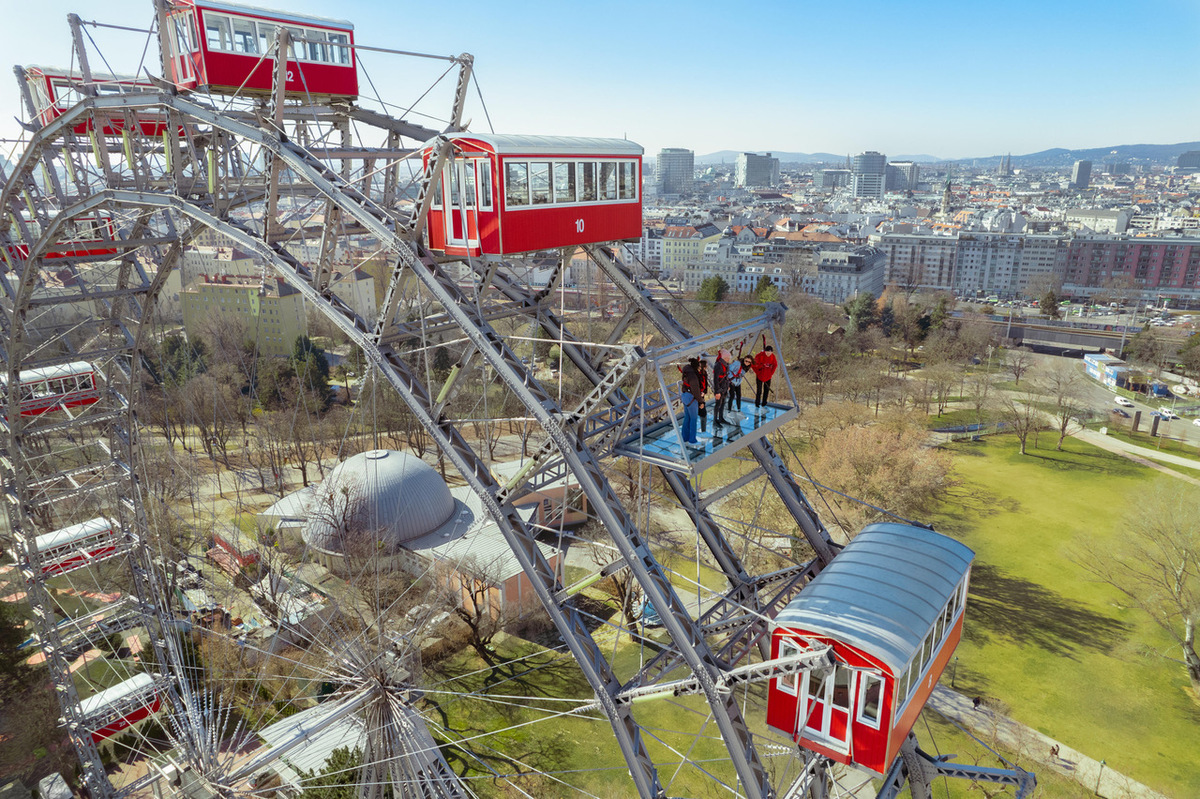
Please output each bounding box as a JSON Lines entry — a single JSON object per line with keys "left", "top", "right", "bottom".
{"left": 1114, "top": 396, "right": 1135, "bottom": 408}
{"left": 1193, "top": 418, "right": 1200, "bottom": 427}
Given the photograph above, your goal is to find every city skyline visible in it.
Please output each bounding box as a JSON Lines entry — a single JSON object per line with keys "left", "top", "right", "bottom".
{"left": 0, "top": 0, "right": 1197, "bottom": 161}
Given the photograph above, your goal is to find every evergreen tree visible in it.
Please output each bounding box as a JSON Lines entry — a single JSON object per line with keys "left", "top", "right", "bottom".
{"left": 292, "top": 336, "right": 331, "bottom": 401}
{"left": 159, "top": 334, "right": 207, "bottom": 387}
{"left": 1040, "top": 288, "right": 1062, "bottom": 319}
{"left": 929, "top": 294, "right": 952, "bottom": 330}
{"left": 753, "top": 275, "right": 780, "bottom": 303}
{"left": 299, "top": 746, "right": 365, "bottom": 799}
{"left": 842, "top": 293, "right": 878, "bottom": 332}
{"left": 696, "top": 276, "right": 730, "bottom": 305}
{"left": 0, "top": 602, "right": 31, "bottom": 691}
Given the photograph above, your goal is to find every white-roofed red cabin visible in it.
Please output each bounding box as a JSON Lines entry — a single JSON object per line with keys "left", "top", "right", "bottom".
{"left": 2, "top": 361, "right": 100, "bottom": 417}
{"left": 23, "top": 67, "right": 172, "bottom": 136}
{"left": 423, "top": 134, "right": 643, "bottom": 257}
{"left": 767, "top": 522, "right": 973, "bottom": 776}
{"left": 161, "top": 0, "right": 357, "bottom": 99}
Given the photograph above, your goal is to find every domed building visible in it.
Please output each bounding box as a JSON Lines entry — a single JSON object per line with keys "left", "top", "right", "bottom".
{"left": 301, "top": 449, "right": 478, "bottom": 572}
{"left": 304, "top": 451, "right": 454, "bottom": 555}
{"left": 280, "top": 449, "right": 565, "bottom": 620}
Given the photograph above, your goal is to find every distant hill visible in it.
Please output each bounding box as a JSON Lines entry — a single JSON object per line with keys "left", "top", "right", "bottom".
{"left": 691, "top": 142, "right": 1200, "bottom": 169}
{"left": 953, "top": 142, "right": 1200, "bottom": 169}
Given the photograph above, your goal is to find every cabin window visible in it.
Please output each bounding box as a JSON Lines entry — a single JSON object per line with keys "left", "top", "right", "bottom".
{"left": 578, "top": 162, "right": 597, "bottom": 201}
{"left": 327, "top": 32, "right": 351, "bottom": 65}
{"left": 619, "top": 161, "right": 637, "bottom": 200}
{"left": 934, "top": 607, "right": 947, "bottom": 645}
{"left": 448, "top": 163, "right": 461, "bottom": 208}
{"left": 922, "top": 630, "right": 935, "bottom": 669}
{"left": 257, "top": 23, "right": 278, "bottom": 54}
{"left": 29, "top": 78, "right": 52, "bottom": 118}
{"left": 430, "top": 173, "right": 443, "bottom": 209}
{"left": 307, "top": 30, "right": 329, "bottom": 63}
{"left": 530, "top": 163, "right": 551, "bottom": 205}
{"left": 832, "top": 667, "right": 852, "bottom": 710}
{"left": 600, "top": 162, "right": 618, "bottom": 200}
{"left": 232, "top": 18, "right": 258, "bottom": 54}
{"left": 857, "top": 673, "right": 882, "bottom": 728}
{"left": 170, "top": 13, "right": 197, "bottom": 55}
{"left": 462, "top": 162, "right": 477, "bottom": 208}
{"left": 777, "top": 638, "right": 800, "bottom": 695}
{"left": 906, "top": 659, "right": 920, "bottom": 698}
{"left": 505, "top": 163, "right": 529, "bottom": 207}
{"left": 204, "top": 13, "right": 233, "bottom": 52}
{"left": 554, "top": 163, "right": 576, "bottom": 203}
{"left": 478, "top": 162, "right": 493, "bottom": 210}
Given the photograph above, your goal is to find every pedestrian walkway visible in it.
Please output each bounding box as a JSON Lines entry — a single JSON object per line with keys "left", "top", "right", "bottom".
{"left": 928, "top": 685, "right": 1171, "bottom": 798}
{"left": 1077, "top": 429, "right": 1200, "bottom": 487}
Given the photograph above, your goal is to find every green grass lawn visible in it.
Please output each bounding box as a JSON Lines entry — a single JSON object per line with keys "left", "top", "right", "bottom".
{"left": 425, "top": 633, "right": 754, "bottom": 798}
{"left": 936, "top": 434, "right": 1200, "bottom": 797}
{"left": 1100, "top": 426, "right": 1200, "bottom": 462}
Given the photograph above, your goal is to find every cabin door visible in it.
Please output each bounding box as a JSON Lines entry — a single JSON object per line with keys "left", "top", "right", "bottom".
{"left": 442, "top": 159, "right": 480, "bottom": 252}
{"left": 167, "top": 12, "right": 199, "bottom": 88}
{"left": 801, "top": 664, "right": 852, "bottom": 751}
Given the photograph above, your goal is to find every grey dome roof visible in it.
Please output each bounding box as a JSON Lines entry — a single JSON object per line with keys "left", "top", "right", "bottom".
{"left": 302, "top": 450, "right": 455, "bottom": 553}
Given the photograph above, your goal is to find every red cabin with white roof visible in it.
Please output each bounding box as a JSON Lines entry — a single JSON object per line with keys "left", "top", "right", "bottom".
{"left": 423, "top": 134, "right": 643, "bottom": 257}
{"left": 767, "top": 523, "right": 973, "bottom": 776}
{"left": 2, "top": 361, "right": 100, "bottom": 417}
{"left": 78, "top": 673, "right": 162, "bottom": 743}
{"left": 161, "top": 0, "right": 357, "bottom": 99}
{"left": 30, "top": 517, "right": 122, "bottom": 576}
{"left": 23, "top": 67, "right": 171, "bottom": 136}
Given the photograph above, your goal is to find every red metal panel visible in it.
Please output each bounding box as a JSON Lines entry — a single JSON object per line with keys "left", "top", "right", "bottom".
{"left": 89, "top": 694, "right": 161, "bottom": 743}
{"left": 200, "top": 50, "right": 357, "bottom": 97}
{"left": 887, "top": 613, "right": 964, "bottom": 765}
{"left": 42, "top": 544, "right": 119, "bottom": 576}
{"left": 496, "top": 202, "right": 641, "bottom": 255}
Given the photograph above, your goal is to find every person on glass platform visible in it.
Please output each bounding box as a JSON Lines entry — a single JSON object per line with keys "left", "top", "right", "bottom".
{"left": 712, "top": 350, "right": 731, "bottom": 428}
{"left": 679, "top": 357, "right": 703, "bottom": 446}
{"left": 752, "top": 345, "right": 778, "bottom": 412}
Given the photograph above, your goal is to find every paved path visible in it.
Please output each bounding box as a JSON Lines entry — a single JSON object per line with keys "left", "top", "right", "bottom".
{"left": 1077, "top": 429, "right": 1200, "bottom": 486}
{"left": 928, "top": 685, "right": 1172, "bottom": 798}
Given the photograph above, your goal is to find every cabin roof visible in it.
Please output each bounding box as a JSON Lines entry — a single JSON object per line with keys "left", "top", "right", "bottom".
{"left": 78, "top": 672, "right": 155, "bottom": 717}
{"left": 35, "top": 517, "right": 112, "bottom": 551}
{"left": 775, "top": 523, "right": 973, "bottom": 675}
{"left": 444, "top": 133, "right": 643, "bottom": 157}
{"left": 188, "top": 0, "right": 354, "bottom": 30}
{"left": 13, "top": 361, "right": 94, "bottom": 384}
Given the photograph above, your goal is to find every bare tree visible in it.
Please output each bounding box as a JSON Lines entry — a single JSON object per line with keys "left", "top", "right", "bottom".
{"left": 1072, "top": 483, "right": 1200, "bottom": 690}
{"left": 1006, "top": 346, "right": 1035, "bottom": 386}
{"left": 1040, "top": 361, "right": 1088, "bottom": 451}
{"left": 444, "top": 556, "right": 516, "bottom": 666}
{"left": 806, "top": 416, "right": 956, "bottom": 535}
{"left": 993, "top": 382, "right": 1043, "bottom": 455}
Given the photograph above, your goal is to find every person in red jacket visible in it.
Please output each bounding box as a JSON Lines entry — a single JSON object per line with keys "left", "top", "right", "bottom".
{"left": 752, "top": 345, "right": 777, "bottom": 411}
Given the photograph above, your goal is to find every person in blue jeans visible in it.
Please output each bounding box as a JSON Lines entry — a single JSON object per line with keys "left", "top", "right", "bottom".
{"left": 679, "top": 357, "right": 703, "bottom": 445}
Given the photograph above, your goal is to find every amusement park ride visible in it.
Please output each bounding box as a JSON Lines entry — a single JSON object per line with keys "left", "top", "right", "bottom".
{"left": 0, "top": 2, "right": 1035, "bottom": 798}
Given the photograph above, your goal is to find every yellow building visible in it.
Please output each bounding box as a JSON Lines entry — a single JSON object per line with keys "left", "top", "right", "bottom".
{"left": 181, "top": 274, "right": 305, "bottom": 357}
{"left": 660, "top": 224, "right": 722, "bottom": 277}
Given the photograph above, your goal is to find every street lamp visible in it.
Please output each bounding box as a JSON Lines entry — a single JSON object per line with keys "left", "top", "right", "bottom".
{"left": 1095, "top": 759, "right": 1106, "bottom": 795}
{"left": 951, "top": 655, "right": 959, "bottom": 688}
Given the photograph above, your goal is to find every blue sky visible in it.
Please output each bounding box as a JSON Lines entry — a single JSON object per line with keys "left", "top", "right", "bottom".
{"left": 2, "top": 0, "right": 1197, "bottom": 160}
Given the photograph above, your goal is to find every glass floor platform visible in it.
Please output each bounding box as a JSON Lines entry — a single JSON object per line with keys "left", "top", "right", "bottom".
{"left": 613, "top": 401, "right": 797, "bottom": 474}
